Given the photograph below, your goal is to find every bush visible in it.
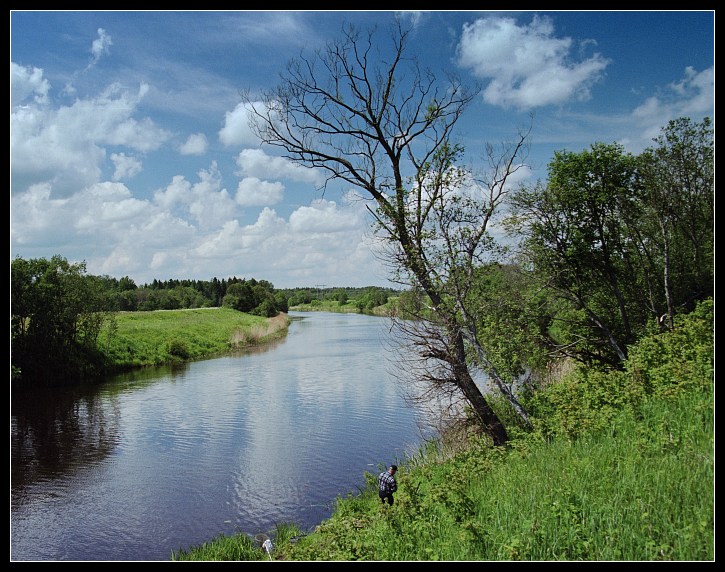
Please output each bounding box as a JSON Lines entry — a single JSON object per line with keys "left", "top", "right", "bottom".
{"left": 626, "top": 298, "right": 714, "bottom": 397}
{"left": 167, "top": 338, "right": 190, "bottom": 359}
{"left": 526, "top": 298, "right": 713, "bottom": 442}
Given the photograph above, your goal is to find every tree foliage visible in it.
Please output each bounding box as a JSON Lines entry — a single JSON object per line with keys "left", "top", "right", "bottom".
{"left": 507, "top": 117, "right": 713, "bottom": 370}
{"left": 11, "top": 255, "right": 113, "bottom": 382}
{"left": 637, "top": 116, "right": 714, "bottom": 327}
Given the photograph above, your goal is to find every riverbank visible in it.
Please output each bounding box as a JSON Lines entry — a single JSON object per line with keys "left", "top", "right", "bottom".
{"left": 98, "top": 308, "right": 290, "bottom": 371}
{"left": 289, "top": 300, "right": 391, "bottom": 316}
{"left": 172, "top": 384, "right": 713, "bottom": 561}
{"left": 171, "top": 300, "right": 714, "bottom": 561}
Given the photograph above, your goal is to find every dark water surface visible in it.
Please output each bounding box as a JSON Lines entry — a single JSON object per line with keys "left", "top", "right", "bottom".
{"left": 11, "top": 311, "right": 433, "bottom": 561}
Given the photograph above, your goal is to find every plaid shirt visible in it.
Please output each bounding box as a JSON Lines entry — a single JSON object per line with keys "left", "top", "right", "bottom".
{"left": 378, "top": 470, "right": 397, "bottom": 494}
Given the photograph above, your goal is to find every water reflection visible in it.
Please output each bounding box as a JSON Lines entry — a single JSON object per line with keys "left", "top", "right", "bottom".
{"left": 11, "top": 384, "right": 121, "bottom": 497}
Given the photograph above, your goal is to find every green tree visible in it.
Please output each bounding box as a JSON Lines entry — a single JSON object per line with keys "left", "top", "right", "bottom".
{"left": 222, "top": 281, "right": 256, "bottom": 312}
{"left": 118, "top": 276, "right": 137, "bottom": 291}
{"left": 510, "top": 142, "right": 643, "bottom": 367}
{"left": 637, "top": 117, "right": 714, "bottom": 328}
{"left": 465, "top": 263, "right": 551, "bottom": 409}
{"left": 508, "top": 119, "right": 714, "bottom": 369}
{"left": 11, "top": 255, "right": 113, "bottom": 383}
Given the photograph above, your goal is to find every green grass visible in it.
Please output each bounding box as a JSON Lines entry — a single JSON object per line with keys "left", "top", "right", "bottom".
{"left": 171, "top": 301, "right": 713, "bottom": 561}
{"left": 98, "top": 308, "right": 289, "bottom": 370}
{"left": 174, "top": 387, "right": 712, "bottom": 562}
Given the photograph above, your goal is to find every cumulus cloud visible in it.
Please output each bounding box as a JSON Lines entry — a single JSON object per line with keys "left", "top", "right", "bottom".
{"left": 153, "top": 161, "right": 238, "bottom": 228}
{"left": 633, "top": 66, "right": 714, "bottom": 123}
{"left": 218, "top": 101, "right": 261, "bottom": 147}
{"left": 11, "top": 170, "right": 385, "bottom": 287}
{"left": 456, "top": 15, "right": 610, "bottom": 109}
{"left": 289, "top": 199, "right": 363, "bottom": 233}
{"left": 627, "top": 65, "right": 715, "bottom": 147}
{"left": 11, "top": 180, "right": 155, "bottom": 254}
{"left": 11, "top": 73, "right": 171, "bottom": 197}
{"left": 179, "top": 133, "right": 208, "bottom": 155}
{"left": 11, "top": 62, "right": 51, "bottom": 107}
{"left": 111, "top": 152, "right": 143, "bottom": 180}
{"left": 235, "top": 177, "right": 285, "bottom": 206}
{"left": 235, "top": 148, "right": 323, "bottom": 185}
{"left": 191, "top": 197, "right": 381, "bottom": 286}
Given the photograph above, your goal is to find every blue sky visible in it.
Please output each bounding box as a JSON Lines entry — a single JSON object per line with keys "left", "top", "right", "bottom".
{"left": 10, "top": 10, "right": 714, "bottom": 289}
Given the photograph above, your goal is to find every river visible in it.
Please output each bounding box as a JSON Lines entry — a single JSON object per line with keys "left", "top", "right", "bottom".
{"left": 10, "top": 311, "right": 435, "bottom": 561}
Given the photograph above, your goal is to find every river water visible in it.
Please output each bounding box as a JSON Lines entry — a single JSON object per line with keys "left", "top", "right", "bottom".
{"left": 10, "top": 311, "right": 435, "bottom": 561}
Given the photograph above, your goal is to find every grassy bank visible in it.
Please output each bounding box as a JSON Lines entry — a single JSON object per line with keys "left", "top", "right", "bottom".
{"left": 171, "top": 385, "right": 713, "bottom": 561}
{"left": 98, "top": 308, "right": 290, "bottom": 370}
{"left": 171, "top": 301, "right": 714, "bottom": 561}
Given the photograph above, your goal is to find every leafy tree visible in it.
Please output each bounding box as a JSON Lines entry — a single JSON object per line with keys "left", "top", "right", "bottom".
{"left": 11, "top": 255, "right": 113, "bottom": 383}
{"left": 637, "top": 117, "right": 714, "bottom": 328}
{"left": 509, "top": 142, "right": 644, "bottom": 367}
{"left": 507, "top": 118, "right": 714, "bottom": 369}
{"left": 274, "top": 291, "right": 289, "bottom": 313}
{"left": 118, "top": 276, "right": 137, "bottom": 291}
{"left": 244, "top": 21, "right": 530, "bottom": 444}
{"left": 173, "top": 285, "right": 209, "bottom": 309}
{"left": 332, "top": 289, "right": 349, "bottom": 304}
{"left": 465, "top": 263, "right": 551, "bottom": 408}
{"left": 223, "top": 281, "right": 256, "bottom": 312}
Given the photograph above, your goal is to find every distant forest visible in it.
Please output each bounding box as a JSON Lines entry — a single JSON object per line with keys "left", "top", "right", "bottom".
{"left": 10, "top": 256, "right": 398, "bottom": 318}
{"left": 122, "top": 276, "right": 397, "bottom": 314}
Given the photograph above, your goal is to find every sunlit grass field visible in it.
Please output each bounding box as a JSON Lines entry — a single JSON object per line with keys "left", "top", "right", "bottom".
{"left": 98, "top": 308, "right": 289, "bottom": 369}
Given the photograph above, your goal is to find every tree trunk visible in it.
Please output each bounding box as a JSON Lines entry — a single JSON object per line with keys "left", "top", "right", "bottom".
{"left": 451, "top": 329, "right": 508, "bottom": 446}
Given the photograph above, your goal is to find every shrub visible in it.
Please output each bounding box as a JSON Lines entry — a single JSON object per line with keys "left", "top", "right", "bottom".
{"left": 167, "top": 338, "right": 190, "bottom": 359}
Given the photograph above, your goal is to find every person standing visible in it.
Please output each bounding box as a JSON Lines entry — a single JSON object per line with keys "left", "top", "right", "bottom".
{"left": 378, "top": 464, "right": 398, "bottom": 505}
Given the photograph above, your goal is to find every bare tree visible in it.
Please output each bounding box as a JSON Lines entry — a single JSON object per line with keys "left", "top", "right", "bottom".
{"left": 244, "top": 21, "right": 530, "bottom": 446}
{"left": 385, "top": 139, "right": 533, "bottom": 435}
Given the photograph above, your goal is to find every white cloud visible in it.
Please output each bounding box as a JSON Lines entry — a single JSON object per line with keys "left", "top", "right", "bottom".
{"left": 179, "top": 133, "right": 209, "bottom": 155}
{"left": 11, "top": 180, "right": 163, "bottom": 258}
{"left": 11, "top": 62, "right": 51, "bottom": 107}
{"left": 235, "top": 148, "right": 323, "bottom": 185}
{"left": 11, "top": 75, "right": 171, "bottom": 197}
{"left": 10, "top": 171, "right": 390, "bottom": 287}
{"left": 11, "top": 182, "right": 72, "bottom": 247}
{"left": 218, "top": 101, "right": 260, "bottom": 147}
{"left": 74, "top": 182, "right": 150, "bottom": 230}
{"left": 153, "top": 161, "right": 238, "bottom": 228}
{"left": 456, "top": 15, "right": 610, "bottom": 109}
{"left": 111, "top": 152, "right": 143, "bottom": 180}
{"left": 190, "top": 198, "right": 385, "bottom": 287}
{"left": 396, "top": 11, "right": 425, "bottom": 28}
{"left": 289, "top": 199, "right": 363, "bottom": 233}
{"left": 235, "top": 177, "right": 284, "bottom": 206}
{"left": 631, "top": 65, "right": 714, "bottom": 146}
{"left": 90, "top": 28, "right": 113, "bottom": 65}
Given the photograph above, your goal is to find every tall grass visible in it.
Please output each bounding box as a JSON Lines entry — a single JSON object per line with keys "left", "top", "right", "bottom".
{"left": 172, "top": 300, "right": 713, "bottom": 561}
{"left": 172, "top": 386, "right": 713, "bottom": 561}
{"left": 263, "top": 388, "right": 712, "bottom": 561}
{"left": 98, "top": 308, "right": 289, "bottom": 370}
